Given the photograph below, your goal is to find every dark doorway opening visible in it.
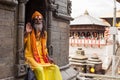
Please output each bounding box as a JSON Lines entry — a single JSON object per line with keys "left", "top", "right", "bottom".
{"left": 25, "top": 0, "right": 46, "bottom": 24}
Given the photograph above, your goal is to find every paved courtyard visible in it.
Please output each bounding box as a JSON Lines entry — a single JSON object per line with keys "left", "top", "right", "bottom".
{"left": 69, "top": 44, "right": 114, "bottom": 70}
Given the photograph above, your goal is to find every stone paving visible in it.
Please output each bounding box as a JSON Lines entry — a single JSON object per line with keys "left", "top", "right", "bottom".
{"left": 69, "top": 44, "right": 120, "bottom": 79}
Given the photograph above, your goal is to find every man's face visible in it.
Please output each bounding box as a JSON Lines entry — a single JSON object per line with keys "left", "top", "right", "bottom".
{"left": 34, "top": 16, "right": 43, "bottom": 32}
{"left": 34, "top": 16, "right": 43, "bottom": 24}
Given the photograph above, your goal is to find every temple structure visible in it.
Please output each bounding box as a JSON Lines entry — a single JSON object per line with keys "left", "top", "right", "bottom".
{"left": 69, "top": 11, "right": 110, "bottom": 48}
{"left": 0, "top": 0, "right": 78, "bottom": 80}
{"left": 70, "top": 10, "right": 110, "bottom": 40}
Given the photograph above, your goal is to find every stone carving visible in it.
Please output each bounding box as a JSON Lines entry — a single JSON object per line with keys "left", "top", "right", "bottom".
{"left": 48, "top": 45, "right": 53, "bottom": 57}
{"left": 48, "top": 0, "right": 58, "bottom": 11}
{"left": 17, "top": 48, "right": 24, "bottom": 60}
{"left": 54, "top": 12, "right": 73, "bottom": 21}
{"left": 67, "top": 0, "right": 72, "bottom": 15}
{"left": 47, "top": 0, "right": 73, "bottom": 21}
{"left": 48, "top": 0, "right": 55, "bottom": 4}
{"left": 16, "top": 64, "right": 27, "bottom": 77}
{"left": 16, "top": 1, "right": 27, "bottom": 77}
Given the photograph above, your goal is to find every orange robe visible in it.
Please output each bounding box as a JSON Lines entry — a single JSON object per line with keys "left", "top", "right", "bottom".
{"left": 24, "top": 30, "right": 62, "bottom": 80}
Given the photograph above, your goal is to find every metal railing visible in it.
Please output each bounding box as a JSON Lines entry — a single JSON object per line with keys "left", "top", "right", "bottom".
{"left": 69, "top": 38, "right": 107, "bottom": 48}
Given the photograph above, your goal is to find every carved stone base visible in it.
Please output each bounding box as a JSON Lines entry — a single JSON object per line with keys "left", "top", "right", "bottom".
{"left": 15, "top": 64, "right": 27, "bottom": 77}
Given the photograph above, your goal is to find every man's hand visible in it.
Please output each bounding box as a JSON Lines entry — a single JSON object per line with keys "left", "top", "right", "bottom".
{"left": 26, "top": 22, "right": 32, "bottom": 33}
{"left": 48, "top": 57, "right": 54, "bottom": 64}
{"left": 47, "top": 55, "right": 54, "bottom": 64}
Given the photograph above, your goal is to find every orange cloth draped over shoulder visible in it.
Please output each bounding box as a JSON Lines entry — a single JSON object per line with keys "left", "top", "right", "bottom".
{"left": 24, "top": 30, "right": 51, "bottom": 69}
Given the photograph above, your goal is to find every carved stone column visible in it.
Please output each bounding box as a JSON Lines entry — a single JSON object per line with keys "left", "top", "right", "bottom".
{"left": 16, "top": 0, "right": 28, "bottom": 77}
{"left": 47, "top": 0, "right": 57, "bottom": 57}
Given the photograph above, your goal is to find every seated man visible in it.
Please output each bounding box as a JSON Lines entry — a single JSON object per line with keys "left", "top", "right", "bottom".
{"left": 24, "top": 11, "right": 62, "bottom": 80}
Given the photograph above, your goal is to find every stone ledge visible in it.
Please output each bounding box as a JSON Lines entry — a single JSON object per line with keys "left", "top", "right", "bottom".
{"left": 60, "top": 64, "right": 78, "bottom": 80}
{"left": 0, "top": 76, "right": 14, "bottom": 80}
{"left": 54, "top": 12, "right": 74, "bottom": 21}
{"left": 0, "top": 0, "right": 18, "bottom": 7}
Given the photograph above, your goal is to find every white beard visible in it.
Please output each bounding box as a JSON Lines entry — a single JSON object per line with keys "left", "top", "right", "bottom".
{"left": 34, "top": 24, "right": 43, "bottom": 32}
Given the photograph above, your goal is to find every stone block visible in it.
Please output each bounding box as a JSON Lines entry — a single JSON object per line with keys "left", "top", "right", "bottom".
{"left": 0, "top": 6, "right": 15, "bottom": 79}
{"left": 60, "top": 66, "right": 78, "bottom": 80}
{"left": 0, "top": 63, "right": 14, "bottom": 78}
{"left": 0, "top": 9, "right": 14, "bottom": 26}
{"left": 61, "top": 71, "right": 70, "bottom": 80}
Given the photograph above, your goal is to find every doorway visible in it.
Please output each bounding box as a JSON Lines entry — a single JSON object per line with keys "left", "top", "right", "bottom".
{"left": 25, "top": 0, "right": 47, "bottom": 24}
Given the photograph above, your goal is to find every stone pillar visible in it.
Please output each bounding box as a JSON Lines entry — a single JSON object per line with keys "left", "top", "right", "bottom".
{"left": 47, "top": 0, "right": 58, "bottom": 57}
{"left": 15, "top": 0, "right": 28, "bottom": 78}
{"left": 47, "top": 0, "right": 78, "bottom": 80}
{"left": 0, "top": 0, "right": 18, "bottom": 79}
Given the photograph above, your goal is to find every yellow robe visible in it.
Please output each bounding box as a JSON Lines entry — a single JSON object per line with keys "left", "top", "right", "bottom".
{"left": 24, "top": 31, "right": 62, "bottom": 80}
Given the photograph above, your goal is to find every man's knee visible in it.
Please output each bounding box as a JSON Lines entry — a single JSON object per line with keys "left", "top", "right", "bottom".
{"left": 54, "top": 65, "right": 60, "bottom": 70}
{"left": 34, "top": 66, "right": 44, "bottom": 72}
